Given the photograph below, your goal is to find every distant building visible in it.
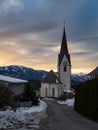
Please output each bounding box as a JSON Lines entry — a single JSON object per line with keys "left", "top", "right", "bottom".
{"left": 40, "top": 26, "right": 71, "bottom": 98}
{"left": 0, "top": 75, "right": 28, "bottom": 95}
{"left": 87, "top": 66, "right": 98, "bottom": 79}
{"left": 40, "top": 70, "right": 63, "bottom": 98}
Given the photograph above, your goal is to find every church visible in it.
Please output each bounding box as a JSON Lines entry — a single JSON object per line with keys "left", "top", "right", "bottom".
{"left": 40, "top": 26, "right": 71, "bottom": 98}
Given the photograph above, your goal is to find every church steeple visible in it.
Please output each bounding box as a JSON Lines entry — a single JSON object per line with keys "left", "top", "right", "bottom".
{"left": 58, "top": 25, "right": 71, "bottom": 90}
{"left": 58, "top": 26, "right": 71, "bottom": 66}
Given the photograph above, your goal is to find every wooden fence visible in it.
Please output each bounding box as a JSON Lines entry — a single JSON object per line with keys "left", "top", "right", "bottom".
{"left": 74, "top": 78, "right": 98, "bottom": 121}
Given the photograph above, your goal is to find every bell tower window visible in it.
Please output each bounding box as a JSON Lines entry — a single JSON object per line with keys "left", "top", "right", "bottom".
{"left": 62, "top": 61, "right": 67, "bottom": 71}
{"left": 64, "top": 65, "right": 66, "bottom": 71}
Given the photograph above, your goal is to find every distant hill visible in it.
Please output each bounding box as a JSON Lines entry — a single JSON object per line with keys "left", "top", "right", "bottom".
{"left": 0, "top": 65, "right": 89, "bottom": 85}
{"left": 0, "top": 65, "right": 47, "bottom": 81}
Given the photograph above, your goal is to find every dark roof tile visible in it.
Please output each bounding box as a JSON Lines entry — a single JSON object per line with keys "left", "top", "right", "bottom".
{"left": 42, "top": 70, "right": 62, "bottom": 84}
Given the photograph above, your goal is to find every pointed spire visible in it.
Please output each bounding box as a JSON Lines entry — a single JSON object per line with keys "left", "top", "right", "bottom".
{"left": 60, "top": 25, "right": 69, "bottom": 54}
{"left": 58, "top": 25, "right": 71, "bottom": 66}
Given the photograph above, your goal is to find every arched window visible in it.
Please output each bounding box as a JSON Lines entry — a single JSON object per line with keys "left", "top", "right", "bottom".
{"left": 64, "top": 65, "right": 66, "bottom": 71}
{"left": 45, "top": 88, "right": 47, "bottom": 97}
{"left": 52, "top": 87, "right": 55, "bottom": 97}
{"left": 63, "top": 61, "right": 67, "bottom": 72}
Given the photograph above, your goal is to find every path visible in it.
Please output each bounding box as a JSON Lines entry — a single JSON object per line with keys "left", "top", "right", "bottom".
{"left": 39, "top": 100, "right": 98, "bottom": 130}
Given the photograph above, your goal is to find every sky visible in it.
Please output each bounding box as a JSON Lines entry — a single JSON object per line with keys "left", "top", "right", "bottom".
{"left": 0, "top": 0, "right": 98, "bottom": 74}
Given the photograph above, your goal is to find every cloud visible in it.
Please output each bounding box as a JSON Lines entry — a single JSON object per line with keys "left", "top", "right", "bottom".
{"left": 71, "top": 52, "right": 92, "bottom": 56}
{"left": 0, "top": 0, "right": 97, "bottom": 42}
{"left": 0, "top": 0, "right": 98, "bottom": 73}
{"left": 0, "top": 0, "right": 24, "bottom": 13}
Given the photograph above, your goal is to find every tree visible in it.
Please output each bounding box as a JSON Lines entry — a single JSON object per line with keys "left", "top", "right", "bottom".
{"left": 23, "top": 83, "right": 39, "bottom": 105}
{"left": 0, "top": 84, "right": 14, "bottom": 109}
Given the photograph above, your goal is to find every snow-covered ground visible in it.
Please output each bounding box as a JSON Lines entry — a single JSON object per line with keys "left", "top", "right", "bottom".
{"left": 0, "top": 100, "right": 47, "bottom": 130}
{"left": 43, "top": 98, "right": 56, "bottom": 100}
{"left": 57, "top": 99, "right": 74, "bottom": 107}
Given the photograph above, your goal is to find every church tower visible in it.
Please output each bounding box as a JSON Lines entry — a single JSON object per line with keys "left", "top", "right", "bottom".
{"left": 58, "top": 26, "right": 71, "bottom": 90}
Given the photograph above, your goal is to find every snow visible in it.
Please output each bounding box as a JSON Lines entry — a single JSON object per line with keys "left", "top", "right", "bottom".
{"left": 43, "top": 98, "right": 56, "bottom": 100}
{"left": 0, "top": 75, "right": 28, "bottom": 83}
{"left": 56, "top": 79, "right": 59, "bottom": 83}
{"left": 64, "top": 89, "right": 72, "bottom": 93}
{"left": 17, "top": 100, "right": 47, "bottom": 113}
{"left": 57, "top": 99, "right": 74, "bottom": 107}
{"left": 0, "top": 100, "right": 47, "bottom": 130}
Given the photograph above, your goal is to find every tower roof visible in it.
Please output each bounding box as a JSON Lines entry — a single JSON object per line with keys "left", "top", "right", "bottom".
{"left": 58, "top": 27, "right": 71, "bottom": 66}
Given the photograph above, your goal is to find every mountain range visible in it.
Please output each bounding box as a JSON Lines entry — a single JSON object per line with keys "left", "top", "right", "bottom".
{"left": 0, "top": 65, "right": 47, "bottom": 81}
{"left": 71, "top": 74, "right": 89, "bottom": 86}
{"left": 0, "top": 65, "right": 88, "bottom": 85}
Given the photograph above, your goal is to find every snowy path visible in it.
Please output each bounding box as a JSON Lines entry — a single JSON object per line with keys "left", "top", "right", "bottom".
{"left": 39, "top": 100, "right": 98, "bottom": 130}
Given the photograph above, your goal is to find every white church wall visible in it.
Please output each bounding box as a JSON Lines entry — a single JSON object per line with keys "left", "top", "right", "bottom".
{"left": 49, "top": 84, "right": 58, "bottom": 97}
{"left": 40, "top": 83, "right": 48, "bottom": 97}
{"left": 40, "top": 83, "right": 63, "bottom": 98}
{"left": 59, "top": 55, "right": 71, "bottom": 90}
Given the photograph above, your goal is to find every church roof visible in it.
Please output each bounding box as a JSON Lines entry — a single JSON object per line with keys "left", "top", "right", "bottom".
{"left": 58, "top": 27, "right": 71, "bottom": 66}
{"left": 87, "top": 66, "right": 98, "bottom": 76}
{"left": 42, "top": 70, "right": 62, "bottom": 84}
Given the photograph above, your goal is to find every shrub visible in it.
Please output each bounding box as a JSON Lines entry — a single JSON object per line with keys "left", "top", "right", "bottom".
{"left": 59, "top": 91, "right": 74, "bottom": 101}
{"left": 22, "top": 83, "right": 39, "bottom": 105}
{"left": 0, "top": 85, "right": 14, "bottom": 109}
{"left": 13, "top": 94, "right": 24, "bottom": 102}
{"left": 58, "top": 93, "right": 67, "bottom": 101}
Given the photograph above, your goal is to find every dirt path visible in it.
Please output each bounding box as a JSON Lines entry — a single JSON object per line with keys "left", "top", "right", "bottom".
{"left": 39, "top": 100, "right": 98, "bottom": 130}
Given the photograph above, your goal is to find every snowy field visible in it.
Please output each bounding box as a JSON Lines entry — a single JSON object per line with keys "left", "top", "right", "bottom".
{"left": 57, "top": 99, "right": 74, "bottom": 107}
{"left": 0, "top": 100, "right": 47, "bottom": 130}
{"left": 43, "top": 98, "right": 56, "bottom": 100}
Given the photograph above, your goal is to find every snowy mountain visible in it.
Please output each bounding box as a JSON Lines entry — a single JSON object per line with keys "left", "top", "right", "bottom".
{"left": 0, "top": 65, "right": 89, "bottom": 84}
{"left": 0, "top": 65, "right": 47, "bottom": 81}
{"left": 71, "top": 74, "right": 89, "bottom": 86}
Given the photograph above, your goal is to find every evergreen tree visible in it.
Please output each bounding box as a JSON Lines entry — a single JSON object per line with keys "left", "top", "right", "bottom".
{"left": 23, "top": 83, "right": 39, "bottom": 105}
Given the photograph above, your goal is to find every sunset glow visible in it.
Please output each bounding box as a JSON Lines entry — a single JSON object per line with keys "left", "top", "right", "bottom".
{"left": 0, "top": 0, "right": 98, "bottom": 74}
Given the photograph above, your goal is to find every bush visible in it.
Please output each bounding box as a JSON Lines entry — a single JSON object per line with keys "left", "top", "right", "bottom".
{"left": 64, "top": 92, "right": 74, "bottom": 99}
{"left": 22, "top": 83, "right": 39, "bottom": 105}
{"left": 58, "top": 94, "right": 67, "bottom": 101}
{"left": 0, "top": 85, "right": 14, "bottom": 109}
{"left": 13, "top": 94, "right": 24, "bottom": 102}
{"left": 59, "top": 91, "right": 74, "bottom": 101}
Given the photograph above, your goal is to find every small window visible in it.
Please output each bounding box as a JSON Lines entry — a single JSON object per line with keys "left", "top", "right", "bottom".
{"left": 64, "top": 66, "right": 66, "bottom": 71}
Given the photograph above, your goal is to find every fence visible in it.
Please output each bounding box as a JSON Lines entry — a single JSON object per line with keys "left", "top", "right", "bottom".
{"left": 74, "top": 78, "right": 98, "bottom": 121}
